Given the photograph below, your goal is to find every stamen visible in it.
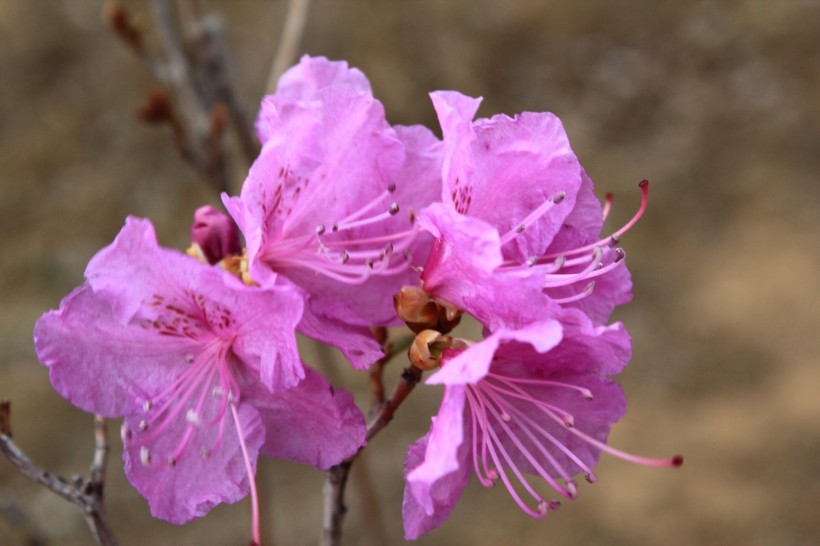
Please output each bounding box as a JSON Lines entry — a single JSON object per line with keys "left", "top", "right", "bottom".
{"left": 541, "top": 180, "right": 649, "bottom": 260}
{"left": 140, "top": 446, "right": 151, "bottom": 466}
{"left": 569, "top": 427, "right": 684, "bottom": 468}
{"left": 499, "top": 191, "right": 567, "bottom": 246}
{"left": 230, "top": 401, "right": 261, "bottom": 546}
{"left": 601, "top": 193, "right": 614, "bottom": 221}
{"left": 551, "top": 282, "right": 596, "bottom": 305}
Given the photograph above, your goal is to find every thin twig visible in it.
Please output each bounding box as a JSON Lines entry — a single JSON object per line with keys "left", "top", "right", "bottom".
{"left": 267, "top": 0, "right": 311, "bottom": 93}
{"left": 0, "top": 402, "right": 119, "bottom": 546}
{"left": 320, "top": 364, "right": 423, "bottom": 546}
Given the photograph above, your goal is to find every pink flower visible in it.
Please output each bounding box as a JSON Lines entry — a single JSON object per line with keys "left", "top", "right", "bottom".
{"left": 225, "top": 56, "right": 441, "bottom": 368}
{"left": 34, "top": 217, "right": 366, "bottom": 528}
{"left": 418, "top": 91, "right": 645, "bottom": 325}
{"left": 402, "top": 310, "right": 681, "bottom": 539}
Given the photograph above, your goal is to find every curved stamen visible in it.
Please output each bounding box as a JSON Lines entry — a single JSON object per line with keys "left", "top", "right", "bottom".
{"left": 499, "top": 191, "right": 566, "bottom": 247}
{"left": 551, "top": 282, "right": 596, "bottom": 304}
{"left": 601, "top": 193, "right": 614, "bottom": 221}
{"left": 541, "top": 180, "right": 648, "bottom": 260}
{"left": 477, "top": 383, "right": 572, "bottom": 498}
{"left": 230, "top": 401, "right": 260, "bottom": 546}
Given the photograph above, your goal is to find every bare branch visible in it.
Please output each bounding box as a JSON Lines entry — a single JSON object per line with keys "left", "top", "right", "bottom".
{"left": 320, "top": 364, "right": 424, "bottom": 546}
{"left": 267, "top": 0, "right": 311, "bottom": 93}
{"left": 0, "top": 402, "right": 119, "bottom": 546}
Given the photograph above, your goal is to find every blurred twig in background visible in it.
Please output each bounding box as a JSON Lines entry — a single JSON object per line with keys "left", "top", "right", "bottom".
{"left": 0, "top": 402, "right": 118, "bottom": 546}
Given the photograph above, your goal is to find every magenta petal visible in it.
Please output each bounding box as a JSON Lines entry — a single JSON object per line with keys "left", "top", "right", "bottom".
{"left": 427, "top": 320, "right": 563, "bottom": 386}
{"left": 404, "top": 385, "right": 471, "bottom": 529}
{"left": 297, "top": 308, "right": 383, "bottom": 370}
{"left": 34, "top": 285, "right": 195, "bottom": 416}
{"left": 123, "top": 399, "right": 264, "bottom": 524}
{"left": 402, "top": 427, "right": 472, "bottom": 541}
{"left": 252, "top": 367, "right": 366, "bottom": 469}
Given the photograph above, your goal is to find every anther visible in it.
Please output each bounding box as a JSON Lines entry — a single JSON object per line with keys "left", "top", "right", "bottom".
{"left": 408, "top": 210, "right": 416, "bottom": 224}
{"left": 672, "top": 455, "right": 684, "bottom": 467}
{"left": 201, "top": 448, "right": 211, "bottom": 460}
{"left": 167, "top": 457, "right": 177, "bottom": 468}
{"left": 315, "top": 224, "right": 326, "bottom": 236}
{"left": 553, "top": 191, "right": 566, "bottom": 204}
{"left": 138, "top": 420, "right": 148, "bottom": 431}
{"left": 580, "top": 388, "right": 594, "bottom": 401}
{"left": 143, "top": 401, "right": 151, "bottom": 413}
{"left": 387, "top": 182, "right": 396, "bottom": 193}
{"left": 366, "top": 259, "right": 374, "bottom": 269}
{"left": 389, "top": 202, "right": 400, "bottom": 215}
{"left": 340, "top": 251, "right": 350, "bottom": 264}
{"left": 609, "top": 234, "right": 620, "bottom": 246}
{"left": 536, "top": 501, "right": 549, "bottom": 516}
{"left": 501, "top": 412, "right": 512, "bottom": 422}
{"left": 526, "top": 256, "right": 538, "bottom": 267}
{"left": 140, "top": 447, "right": 151, "bottom": 466}
{"left": 613, "top": 248, "right": 625, "bottom": 262}
{"left": 562, "top": 414, "right": 575, "bottom": 428}
{"left": 585, "top": 472, "right": 598, "bottom": 483}
{"left": 548, "top": 500, "right": 562, "bottom": 511}
{"left": 331, "top": 223, "right": 339, "bottom": 232}
{"left": 185, "top": 354, "right": 194, "bottom": 364}
{"left": 516, "top": 224, "right": 526, "bottom": 233}
{"left": 565, "top": 480, "right": 578, "bottom": 498}
{"left": 212, "top": 386, "right": 225, "bottom": 398}
{"left": 186, "top": 410, "right": 200, "bottom": 425}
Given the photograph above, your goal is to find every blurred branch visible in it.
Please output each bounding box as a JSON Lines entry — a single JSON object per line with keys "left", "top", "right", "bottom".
{"left": 0, "top": 402, "right": 118, "bottom": 546}
{"left": 321, "top": 363, "right": 423, "bottom": 546}
{"left": 267, "top": 0, "right": 311, "bottom": 93}
{"left": 104, "top": 0, "right": 261, "bottom": 197}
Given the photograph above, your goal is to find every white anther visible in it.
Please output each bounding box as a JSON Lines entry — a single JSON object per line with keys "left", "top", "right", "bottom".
{"left": 143, "top": 400, "right": 152, "bottom": 413}
{"left": 186, "top": 410, "right": 201, "bottom": 425}
{"left": 138, "top": 420, "right": 148, "bottom": 431}
{"left": 140, "top": 447, "right": 151, "bottom": 466}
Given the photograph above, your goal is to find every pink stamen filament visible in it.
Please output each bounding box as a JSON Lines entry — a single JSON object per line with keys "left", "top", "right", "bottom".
{"left": 488, "top": 373, "right": 594, "bottom": 400}
{"left": 542, "top": 247, "right": 602, "bottom": 288}
{"left": 541, "top": 180, "right": 649, "bottom": 261}
{"left": 568, "top": 427, "right": 683, "bottom": 468}
{"left": 230, "top": 401, "right": 260, "bottom": 546}
{"left": 499, "top": 191, "right": 566, "bottom": 247}
{"left": 551, "top": 283, "right": 596, "bottom": 304}
{"left": 476, "top": 395, "right": 549, "bottom": 518}
{"left": 465, "top": 385, "right": 500, "bottom": 485}
{"left": 333, "top": 208, "right": 397, "bottom": 232}
{"left": 601, "top": 193, "right": 614, "bottom": 221}
{"left": 335, "top": 188, "right": 392, "bottom": 225}
{"left": 543, "top": 249, "right": 625, "bottom": 289}
{"left": 476, "top": 383, "right": 572, "bottom": 498}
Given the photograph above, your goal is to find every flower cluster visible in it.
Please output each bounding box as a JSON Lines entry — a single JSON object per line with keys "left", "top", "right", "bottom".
{"left": 33, "top": 56, "right": 679, "bottom": 541}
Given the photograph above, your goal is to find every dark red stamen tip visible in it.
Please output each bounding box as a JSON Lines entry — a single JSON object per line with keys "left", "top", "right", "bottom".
{"left": 639, "top": 179, "right": 649, "bottom": 189}
{"left": 672, "top": 455, "right": 684, "bottom": 467}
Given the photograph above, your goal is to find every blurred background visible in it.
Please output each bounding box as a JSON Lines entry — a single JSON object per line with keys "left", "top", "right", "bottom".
{"left": 2, "top": 1, "right": 819, "bottom": 544}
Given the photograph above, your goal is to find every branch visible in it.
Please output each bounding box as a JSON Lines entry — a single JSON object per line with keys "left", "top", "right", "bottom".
{"left": 267, "top": 0, "right": 311, "bottom": 93}
{"left": 0, "top": 402, "right": 119, "bottom": 546}
{"left": 320, "top": 364, "right": 423, "bottom": 546}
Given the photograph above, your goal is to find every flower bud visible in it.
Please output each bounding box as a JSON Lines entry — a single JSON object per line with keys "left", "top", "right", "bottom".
{"left": 394, "top": 286, "right": 439, "bottom": 333}
{"left": 409, "top": 330, "right": 449, "bottom": 371}
{"left": 190, "top": 205, "right": 241, "bottom": 265}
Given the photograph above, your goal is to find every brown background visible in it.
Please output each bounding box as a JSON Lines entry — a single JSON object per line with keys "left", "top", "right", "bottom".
{"left": 2, "top": 1, "right": 819, "bottom": 545}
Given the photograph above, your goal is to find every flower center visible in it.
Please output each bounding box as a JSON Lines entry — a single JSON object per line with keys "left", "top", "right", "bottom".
{"left": 262, "top": 183, "right": 419, "bottom": 285}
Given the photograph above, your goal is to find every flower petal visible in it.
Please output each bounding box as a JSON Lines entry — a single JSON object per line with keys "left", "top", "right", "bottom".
{"left": 251, "top": 367, "right": 366, "bottom": 469}
{"left": 123, "top": 399, "right": 264, "bottom": 524}
{"left": 404, "top": 385, "right": 472, "bottom": 538}
{"left": 427, "top": 320, "right": 563, "bottom": 386}
{"left": 34, "top": 284, "right": 195, "bottom": 417}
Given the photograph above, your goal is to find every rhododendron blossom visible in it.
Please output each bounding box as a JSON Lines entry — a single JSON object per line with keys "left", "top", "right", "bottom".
{"left": 418, "top": 91, "right": 644, "bottom": 325}
{"left": 225, "top": 56, "right": 441, "bottom": 368}
{"left": 402, "top": 310, "right": 680, "bottom": 540}
{"left": 33, "top": 217, "right": 366, "bottom": 532}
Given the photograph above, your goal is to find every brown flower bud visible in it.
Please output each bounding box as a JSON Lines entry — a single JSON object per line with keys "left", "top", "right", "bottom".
{"left": 394, "top": 286, "right": 439, "bottom": 333}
